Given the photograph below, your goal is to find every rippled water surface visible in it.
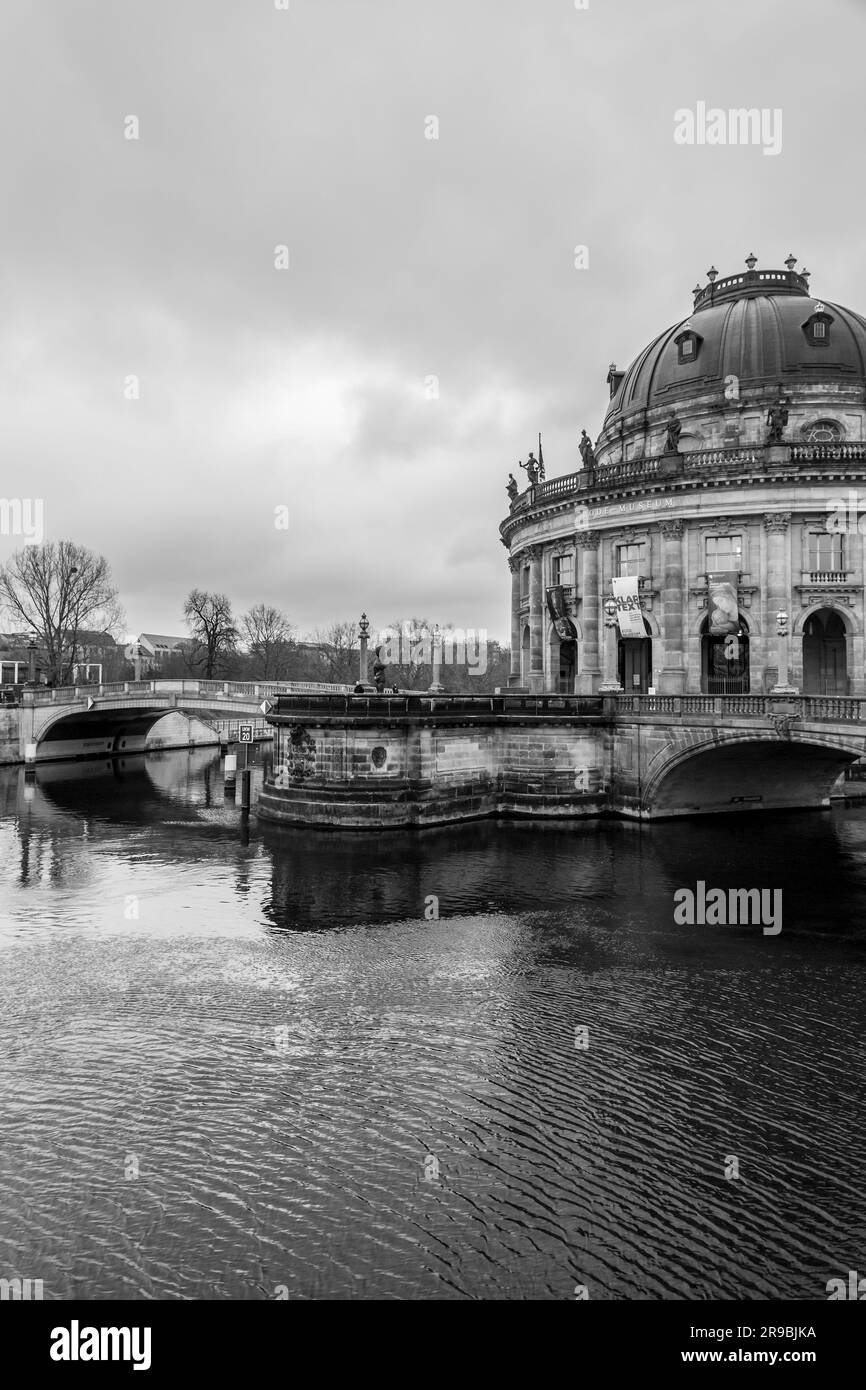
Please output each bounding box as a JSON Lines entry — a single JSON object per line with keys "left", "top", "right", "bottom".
{"left": 1, "top": 748, "right": 865, "bottom": 1300}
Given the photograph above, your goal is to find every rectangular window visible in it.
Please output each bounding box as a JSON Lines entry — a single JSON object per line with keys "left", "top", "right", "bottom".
{"left": 552, "top": 553, "right": 574, "bottom": 586}
{"left": 617, "top": 542, "right": 646, "bottom": 578}
{"left": 706, "top": 535, "right": 743, "bottom": 572}
{"left": 813, "top": 321, "right": 826, "bottom": 339}
{"left": 521, "top": 566, "right": 530, "bottom": 599}
{"left": 681, "top": 338, "right": 695, "bottom": 357}
{"left": 808, "top": 532, "right": 844, "bottom": 571}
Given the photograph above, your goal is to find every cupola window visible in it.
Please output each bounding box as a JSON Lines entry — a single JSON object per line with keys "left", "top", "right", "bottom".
{"left": 802, "top": 306, "right": 834, "bottom": 346}
{"left": 674, "top": 327, "right": 703, "bottom": 365}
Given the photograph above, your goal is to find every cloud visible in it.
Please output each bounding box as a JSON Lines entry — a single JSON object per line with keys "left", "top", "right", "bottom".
{"left": 0, "top": 0, "right": 863, "bottom": 640}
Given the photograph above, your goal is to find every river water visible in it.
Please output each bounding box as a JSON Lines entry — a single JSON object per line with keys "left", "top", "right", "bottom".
{"left": 1, "top": 746, "right": 864, "bottom": 1300}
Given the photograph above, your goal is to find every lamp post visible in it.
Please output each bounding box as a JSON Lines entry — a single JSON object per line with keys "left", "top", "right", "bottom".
{"left": 771, "top": 608, "right": 798, "bottom": 694}
{"left": 599, "top": 596, "right": 623, "bottom": 693}
{"left": 358, "top": 613, "right": 370, "bottom": 687}
{"left": 27, "top": 632, "right": 38, "bottom": 685}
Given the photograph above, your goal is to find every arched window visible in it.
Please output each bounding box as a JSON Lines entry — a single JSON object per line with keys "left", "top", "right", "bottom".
{"left": 802, "top": 420, "right": 843, "bottom": 443}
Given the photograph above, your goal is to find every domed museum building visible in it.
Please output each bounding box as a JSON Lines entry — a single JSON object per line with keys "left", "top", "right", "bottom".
{"left": 500, "top": 254, "right": 866, "bottom": 697}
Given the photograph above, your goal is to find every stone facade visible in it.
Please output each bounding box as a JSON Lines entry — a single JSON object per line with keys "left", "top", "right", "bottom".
{"left": 501, "top": 258, "right": 866, "bottom": 699}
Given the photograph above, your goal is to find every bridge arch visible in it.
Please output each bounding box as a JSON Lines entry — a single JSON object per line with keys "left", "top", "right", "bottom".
{"left": 641, "top": 728, "right": 866, "bottom": 817}
{"left": 34, "top": 706, "right": 221, "bottom": 760}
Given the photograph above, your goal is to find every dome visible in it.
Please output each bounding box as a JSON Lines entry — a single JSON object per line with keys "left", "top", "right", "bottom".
{"left": 602, "top": 259, "right": 866, "bottom": 434}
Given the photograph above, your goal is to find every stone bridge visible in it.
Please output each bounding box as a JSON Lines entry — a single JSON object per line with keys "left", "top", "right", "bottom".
{"left": 17, "top": 678, "right": 352, "bottom": 763}
{"left": 609, "top": 693, "right": 866, "bottom": 817}
{"left": 257, "top": 691, "right": 866, "bottom": 826}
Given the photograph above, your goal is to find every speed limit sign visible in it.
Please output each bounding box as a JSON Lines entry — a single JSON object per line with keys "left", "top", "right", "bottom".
{"left": 239, "top": 724, "right": 253, "bottom": 744}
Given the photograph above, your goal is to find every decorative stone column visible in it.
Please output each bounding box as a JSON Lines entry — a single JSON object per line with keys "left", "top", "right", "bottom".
{"left": 763, "top": 513, "right": 792, "bottom": 691}
{"left": 526, "top": 545, "right": 544, "bottom": 692}
{"left": 508, "top": 555, "right": 522, "bottom": 684}
{"left": 659, "top": 518, "right": 686, "bottom": 693}
{"left": 575, "top": 531, "right": 601, "bottom": 693}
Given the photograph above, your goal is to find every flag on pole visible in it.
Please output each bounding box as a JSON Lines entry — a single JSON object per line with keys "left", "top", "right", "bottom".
{"left": 538, "top": 432, "right": 545, "bottom": 480}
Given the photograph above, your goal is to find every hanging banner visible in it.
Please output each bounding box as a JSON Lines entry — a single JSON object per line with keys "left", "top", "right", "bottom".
{"left": 707, "top": 571, "right": 740, "bottom": 635}
{"left": 546, "top": 585, "right": 577, "bottom": 641}
{"left": 611, "top": 576, "right": 645, "bottom": 637}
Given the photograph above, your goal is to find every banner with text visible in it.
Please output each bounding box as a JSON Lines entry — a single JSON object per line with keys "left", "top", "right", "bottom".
{"left": 707, "top": 571, "right": 740, "bottom": 635}
{"left": 546, "top": 585, "right": 577, "bottom": 641}
{"left": 611, "top": 576, "right": 645, "bottom": 637}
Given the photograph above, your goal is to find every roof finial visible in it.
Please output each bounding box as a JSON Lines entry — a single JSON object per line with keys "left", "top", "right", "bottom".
{"left": 801, "top": 266, "right": 811, "bottom": 283}
{"left": 784, "top": 253, "right": 797, "bottom": 271}
{"left": 706, "top": 265, "right": 718, "bottom": 283}
{"left": 745, "top": 252, "right": 758, "bottom": 271}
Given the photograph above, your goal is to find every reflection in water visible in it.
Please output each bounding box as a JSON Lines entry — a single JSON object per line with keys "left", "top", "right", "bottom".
{"left": 0, "top": 750, "right": 864, "bottom": 1299}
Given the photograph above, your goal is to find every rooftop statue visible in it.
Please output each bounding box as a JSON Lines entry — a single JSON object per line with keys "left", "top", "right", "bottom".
{"left": 664, "top": 412, "right": 682, "bottom": 454}
{"left": 519, "top": 453, "right": 540, "bottom": 485}
{"left": 506, "top": 472, "right": 519, "bottom": 502}
{"left": 578, "top": 430, "right": 596, "bottom": 468}
{"left": 766, "top": 393, "right": 790, "bottom": 444}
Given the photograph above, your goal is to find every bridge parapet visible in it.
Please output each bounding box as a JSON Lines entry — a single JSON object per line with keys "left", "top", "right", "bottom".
{"left": 612, "top": 693, "right": 866, "bottom": 723}
{"left": 23, "top": 678, "right": 353, "bottom": 708}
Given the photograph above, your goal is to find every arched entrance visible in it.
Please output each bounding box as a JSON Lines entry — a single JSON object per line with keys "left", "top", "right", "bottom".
{"left": 554, "top": 638, "right": 576, "bottom": 693}
{"left": 701, "top": 616, "right": 750, "bottom": 694}
{"left": 802, "top": 608, "right": 848, "bottom": 694}
{"left": 618, "top": 618, "right": 652, "bottom": 693}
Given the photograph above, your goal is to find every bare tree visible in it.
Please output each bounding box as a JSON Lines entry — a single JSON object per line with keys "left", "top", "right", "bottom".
{"left": 241, "top": 603, "right": 295, "bottom": 679}
{"left": 183, "top": 589, "right": 239, "bottom": 679}
{"left": 0, "top": 540, "right": 124, "bottom": 685}
{"left": 312, "top": 620, "right": 358, "bottom": 684}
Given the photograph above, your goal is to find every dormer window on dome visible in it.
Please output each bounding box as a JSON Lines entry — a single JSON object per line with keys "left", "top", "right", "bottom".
{"left": 802, "top": 305, "right": 834, "bottom": 347}
{"left": 674, "top": 327, "right": 703, "bottom": 365}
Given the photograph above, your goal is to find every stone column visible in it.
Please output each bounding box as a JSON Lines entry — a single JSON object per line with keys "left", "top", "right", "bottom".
{"left": 526, "top": 545, "right": 544, "bottom": 692}
{"left": 508, "top": 556, "right": 522, "bottom": 683}
{"left": 576, "top": 531, "right": 601, "bottom": 693}
{"left": 659, "top": 518, "right": 686, "bottom": 693}
{"left": 763, "top": 513, "right": 793, "bottom": 691}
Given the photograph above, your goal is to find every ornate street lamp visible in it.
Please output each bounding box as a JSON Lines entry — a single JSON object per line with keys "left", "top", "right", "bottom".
{"left": 771, "top": 607, "right": 798, "bottom": 695}
{"left": 599, "top": 597, "right": 623, "bottom": 694}
{"left": 27, "top": 632, "right": 38, "bottom": 685}
{"left": 357, "top": 612, "right": 370, "bottom": 689}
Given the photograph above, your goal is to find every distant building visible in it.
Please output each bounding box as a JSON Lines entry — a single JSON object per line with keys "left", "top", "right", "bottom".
{"left": 0, "top": 632, "right": 42, "bottom": 685}
{"left": 71, "top": 630, "right": 119, "bottom": 682}
{"left": 137, "top": 633, "right": 195, "bottom": 672}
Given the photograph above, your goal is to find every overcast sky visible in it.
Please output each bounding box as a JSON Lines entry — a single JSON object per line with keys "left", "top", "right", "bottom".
{"left": 1, "top": 0, "right": 864, "bottom": 643}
